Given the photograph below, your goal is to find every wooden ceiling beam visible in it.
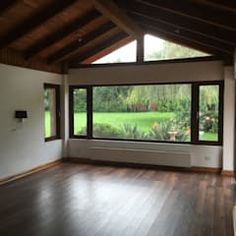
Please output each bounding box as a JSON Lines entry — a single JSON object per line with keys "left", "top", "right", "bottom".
{"left": 144, "top": 26, "right": 233, "bottom": 64}
{"left": 93, "top": 0, "right": 143, "bottom": 38}
{"left": 48, "top": 22, "right": 116, "bottom": 64}
{"left": 137, "top": 0, "right": 236, "bottom": 31}
{"left": 0, "top": 0, "right": 77, "bottom": 49}
{"left": 132, "top": 14, "right": 234, "bottom": 55}
{"left": 0, "top": 0, "right": 17, "bottom": 15}
{"left": 194, "top": 0, "right": 236, "bottom": 13}
{"left": 118, "top": 1, "right": 236, "bottom": 46}
{"left": 25, "top": 10, "right": 101, "bottom": 59}
{"left": 69, "top": 31, "right": 129, "bottom": 66}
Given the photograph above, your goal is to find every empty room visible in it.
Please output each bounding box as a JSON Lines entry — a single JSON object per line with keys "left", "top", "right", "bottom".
{"left": 0, "top": 0, "right": 236, "bottom": 235}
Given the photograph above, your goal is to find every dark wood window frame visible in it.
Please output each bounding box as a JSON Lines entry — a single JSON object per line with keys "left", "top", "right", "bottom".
{"left": 69, "top": 81, "right": 224, "bottom": 146}
{"left": 44, "top": 83, "right": 61, "bottom": 142}
{"left": 69, "top": 86, "right": 92, "bottom": 138}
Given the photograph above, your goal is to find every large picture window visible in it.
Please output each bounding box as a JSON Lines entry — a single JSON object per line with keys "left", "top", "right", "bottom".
{"left": 44, "top": 84, "right": 60, "bottom": 141}
{"left": 93, "top": 84, "right": 191, "bottom": 142}
{"left": 70, "top": 81, "right": 223, "bottom": 145}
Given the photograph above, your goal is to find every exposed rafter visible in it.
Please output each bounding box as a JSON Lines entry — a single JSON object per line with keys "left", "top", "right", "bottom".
{"left": 48, "top": 22, "right": 116, "bottom": 64}
{"left": 117, "top": 1, "right": 236, "bottom": 46}
{"left": 194, "top": 0, "right": 236, "bottom": 13}
{"left": 93, "top": 0, "right": 143, "bottom": 38}
{"left": 25, "top": 10, "right": 101, "bottom": 59}
{"left": 69, "top": 31, "right": 129, "bottom": 66}
{"left": 0, "top": 0, "right": 77, "bottom": 49}
{"left": 132, "top": 14, "right": 234, "bottom": 55}
{"left": 137, "top": 0, "right": 236, "bottom": 31}
{"left": 0, "top": 0, "right": 17, "bottom": 15}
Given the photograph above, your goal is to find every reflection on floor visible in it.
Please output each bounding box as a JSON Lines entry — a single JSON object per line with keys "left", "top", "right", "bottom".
{"left": 0, "top": 163, "right": 235, "bottom": 236}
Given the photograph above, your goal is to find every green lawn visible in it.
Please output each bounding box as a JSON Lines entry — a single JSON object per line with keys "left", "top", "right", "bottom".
{"left": 45, "top": 112, "right": 52, "bottom": 138}
{"left": 74, "top": 112, "right": 174, "bottom": 132}
{"left": 45, "top": 111, "right": 217, "bottom": 141}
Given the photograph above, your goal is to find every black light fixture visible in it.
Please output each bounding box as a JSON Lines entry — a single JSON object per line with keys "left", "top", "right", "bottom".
{"left": 15, "top": 110, "right": 28, "bottom": 121}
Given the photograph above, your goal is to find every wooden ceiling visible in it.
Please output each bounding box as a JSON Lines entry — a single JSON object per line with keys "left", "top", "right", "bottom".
{"left": 0, "top": 0, "right": 235, "bottom": 72}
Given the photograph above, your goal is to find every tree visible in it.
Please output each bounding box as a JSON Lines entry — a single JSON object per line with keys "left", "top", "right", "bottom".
{"left": 146, "top": 40, "right": 208, "bottom": 61}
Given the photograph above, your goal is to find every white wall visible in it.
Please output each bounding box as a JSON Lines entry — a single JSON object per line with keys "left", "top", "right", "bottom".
{"left": 68, "top": 60, "right": 228, "bottom": 169}
{"left": 0, "top": 64, "right": 63, "bottom": 179}
{"left": 223, "top": 67, "right": 235, "bottom": 171}
{"left": 69, "top": 61, "right": 224, "bottom": 85}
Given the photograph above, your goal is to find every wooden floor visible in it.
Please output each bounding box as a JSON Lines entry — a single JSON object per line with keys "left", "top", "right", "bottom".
{"left": 0, "top": 163, "right": 235, "bottom": 236}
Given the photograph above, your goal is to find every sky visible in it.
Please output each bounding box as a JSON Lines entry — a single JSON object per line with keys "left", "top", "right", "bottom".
{"left": 93, "top": 34, "right": 164, "bottom": 64}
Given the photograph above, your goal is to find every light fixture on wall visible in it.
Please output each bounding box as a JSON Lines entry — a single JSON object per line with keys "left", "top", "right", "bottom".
{"left": 15, "top": 110, "right": 28, "bottom": 122}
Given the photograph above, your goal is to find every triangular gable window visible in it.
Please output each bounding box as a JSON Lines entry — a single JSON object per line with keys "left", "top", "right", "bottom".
{"left": 92, "top": 34, "right": 209, "bottom": 64}
{"left": 144, "top": 34, "right": 209, "bottom": 61}
{"left": 93, "top": 40, "right": 137, "bottom": 64}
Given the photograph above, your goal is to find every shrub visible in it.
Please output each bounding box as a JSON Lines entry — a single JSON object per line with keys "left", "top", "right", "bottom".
{"left": 93, "top": 123, "right": 121, "bottom": 138}
{"left": 148, "top": 120, "right": 189, "bottom": 142}
{"left": 120, "top": 123, "right": 147, "bottom": 139}
{"left": 200, "top": 111, "right": 218, "bottom": 133}
{"left": 148, "top": 122, "right": 172, "bottom": 141}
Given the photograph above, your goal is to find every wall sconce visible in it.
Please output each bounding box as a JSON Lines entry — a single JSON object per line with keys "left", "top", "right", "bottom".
{"left": 15, "top": 110, "right": 28, "bottom": 122}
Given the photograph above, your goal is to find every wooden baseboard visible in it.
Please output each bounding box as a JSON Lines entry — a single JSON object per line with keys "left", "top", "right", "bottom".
{"left": 63, "top": 157, "right": 222, "bottom": 174}
{"left": 221, "top": 170, "right": 235, "bottom": 177}
{"left": 0, "top": 159, "right": 62, "bottom": 186}
{"left": 191, "top": 167, "right": 221, "bottom": 174}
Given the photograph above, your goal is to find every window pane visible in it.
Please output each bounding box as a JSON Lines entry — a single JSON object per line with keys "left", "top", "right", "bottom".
{"left": 93, "top": 84, "right": 191, "bottom": 142}
{"left": 44, "top": 88, "right": 57, "bottom": 138}
{"left": 199, "top": 85, "right": 219, "bottom": 142}
{"left": 92, "top": 41, "right": 137, "bottom": 64}
{"left": 73, "top": 88, "right": 87, "bottom": 136}
{"left": 144, "top": 34, "right": 209, "bottom": 61}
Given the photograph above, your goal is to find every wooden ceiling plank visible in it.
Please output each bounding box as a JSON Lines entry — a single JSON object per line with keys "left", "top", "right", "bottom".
{"left": 0, "top": 0, "right": 77, "bottom": 49}
{"left": 0, "top": 0, "right": 17, "bottom": 15}
{"left": 93, "top": 0, "right": 143, "bottom": 38}
{"left": 118, "top": 1, "right": 236, "bottom": 46}
{"left": 137, "top": 0, "right": 236, "bottom": 31}
{"left": 48, "top": 22, "right": 116, "bottom": 64}
{"left": 25, "top": 10, "right": 101, "bottom": 59}
{"left": 132, "top": 14, "right": 234, "bottom": 55}
{"left": 69, "top": 31, "right": 129, "bottom": 66}
{"left": 194, "top": 0, "right": 236, "bottom": 13}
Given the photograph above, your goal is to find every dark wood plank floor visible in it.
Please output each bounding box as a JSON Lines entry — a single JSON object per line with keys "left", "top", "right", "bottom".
{"left": 0, "top": 163, "right": 235, "bottom": 236}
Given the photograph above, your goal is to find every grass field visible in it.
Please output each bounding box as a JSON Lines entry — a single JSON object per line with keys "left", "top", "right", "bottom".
{"left": 74, "top": 112, "right": 174, "bottom": 132}
{"left": 45, "top": 112, "right": 217, "bottom": 141}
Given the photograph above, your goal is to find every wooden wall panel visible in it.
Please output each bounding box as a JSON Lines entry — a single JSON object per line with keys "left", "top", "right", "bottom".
{"left": 0, "top": 48, "right": 63, "bottom": 74}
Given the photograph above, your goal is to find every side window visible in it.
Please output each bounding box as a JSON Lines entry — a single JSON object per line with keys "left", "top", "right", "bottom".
{"left": 197, "top": 84, "right": 222, "bottom": 143}
{"left": 70, "top": 87, "right": 89, "bottom": 137}
{"left": 44, "top": 84, "right": 60, "bottom": 141}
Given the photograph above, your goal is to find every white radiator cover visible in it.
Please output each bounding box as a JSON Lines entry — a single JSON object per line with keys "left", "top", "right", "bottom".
{"left": 68, "top": 140, "right": 222, "bottom": 168}
{"left": 90, "top": 147, "right": 191, "bottom": 167}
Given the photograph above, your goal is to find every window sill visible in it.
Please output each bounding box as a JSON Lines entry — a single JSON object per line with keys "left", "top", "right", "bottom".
{"left": 45, "top": 137, "right": 61, "bottom": 142}
{"left": 69, "top": 137, "right": 222, "bottom": 147}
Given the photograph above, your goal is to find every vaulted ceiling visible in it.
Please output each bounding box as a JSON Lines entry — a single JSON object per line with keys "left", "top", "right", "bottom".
{"left": 0, "top": 0, "right": 235, "bottom": 72}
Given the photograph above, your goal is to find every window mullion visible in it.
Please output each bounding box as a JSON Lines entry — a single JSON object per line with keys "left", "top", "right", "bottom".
{"left": 87, "top": 86, "right": 93, "bottom": 139}
{"left": 191, "top": 83, "right": 199, "bottom": 143}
